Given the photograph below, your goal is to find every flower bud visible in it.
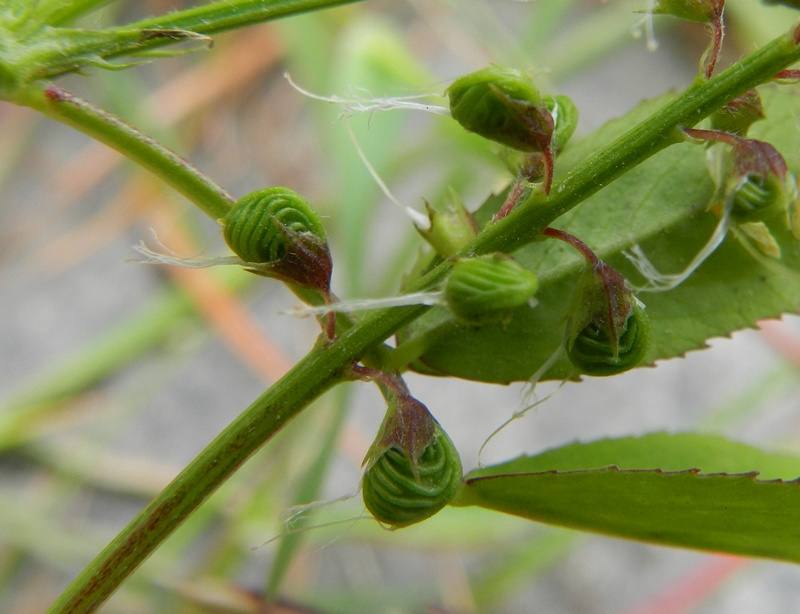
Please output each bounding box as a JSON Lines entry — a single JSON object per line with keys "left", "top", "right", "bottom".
{"left": 416, "top": 188, "right": 479, "bottom": 258}
{"left": 709, "top": 90, "right": 764, "bottom": 137}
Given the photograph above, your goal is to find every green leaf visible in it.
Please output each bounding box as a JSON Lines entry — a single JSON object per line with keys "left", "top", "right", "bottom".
{"left": 402, "top": 87, "right": 800, "bottom": 383}
{"left": 455, "top": 433, "right": 800, "bottom": 563}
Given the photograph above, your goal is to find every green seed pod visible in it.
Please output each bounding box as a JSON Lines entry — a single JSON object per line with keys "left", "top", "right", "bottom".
{"left": 567, "top": 302, "right": 650, "bottom": 377}
{"left": 223, "top": 187, "right": 326, "bottom": 264}
{"left": 544, "top": 94, "right": 579, "bottom": 153}
{"left": 222, "top": 187, "right": 331, "bottom": 291}
{"left": 731, "top": 173, "right": 791, "bottom": 224}
{"left": 362, "top": 394, "right": 462, "bottom": 529}
{"left": 446, "top": 66, "right": 553, "bottom": 153}
{"left": 444, "top": 254, "right": 539, "bottom": 326}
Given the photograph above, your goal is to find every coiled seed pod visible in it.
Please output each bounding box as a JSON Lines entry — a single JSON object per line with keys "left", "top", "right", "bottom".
{"left": 444, "top": 254, "right": 539, "bottom": 325}
{"left": 362, "top": 394, "right": 462, "bottom": 529}
{"left": 567, "top": 302, "right": 650, "bottom": 377}
{"left": 223, "top": 187, "right": 326, "bottom": 264}
{"left": 446, "top": 66, "right": 552, "bottom": 153}
{"left": 731, "top": 173, "right": 790, "bottom": 224}
{"left": 222, "top": 187, "right": 331, "bottom": 291}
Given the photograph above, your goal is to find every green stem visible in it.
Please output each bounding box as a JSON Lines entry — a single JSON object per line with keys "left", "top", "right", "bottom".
{"left": 20, "top": 84, "right": 234, "bottom": 220}
{"left": 27, "top": 0, "right": 121, "bottom": 28}
{"left": 48, "top": 23, "right": 800, "bottom": 614}
{"left": 27, "top": 0, "right": 368, "bottom": 81}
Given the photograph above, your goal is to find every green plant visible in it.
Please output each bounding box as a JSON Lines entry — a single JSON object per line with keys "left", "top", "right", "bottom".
{"left": 3, "top": 1, "right": 800, "bottom": 612}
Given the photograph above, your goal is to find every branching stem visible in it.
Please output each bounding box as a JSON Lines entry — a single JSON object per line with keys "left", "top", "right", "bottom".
{"left": 45, "top": 21, "right": 800, "bottom": 614}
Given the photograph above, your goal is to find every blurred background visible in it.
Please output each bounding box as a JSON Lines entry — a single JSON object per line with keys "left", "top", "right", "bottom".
{"left": 2, "top": 0, "right": 800, "bottom": 612}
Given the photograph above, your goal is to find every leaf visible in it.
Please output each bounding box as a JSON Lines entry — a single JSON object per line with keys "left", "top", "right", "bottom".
{"left": 455, "top": 433, "right": 800, "bottom": 563}
{"left": 402, "top": 87, "right": 800, "bottom": 383}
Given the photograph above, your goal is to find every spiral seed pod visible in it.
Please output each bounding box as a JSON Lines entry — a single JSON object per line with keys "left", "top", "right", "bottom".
{"left": 446, "top": 66, "right": 553, "bottom": 153}
{"left": 362, "top": 418, "right": 462, "bottom": 529}
{"left": 444, "top": 254, "right": 539, "bottom": 326}
{"left": 730, "top": 173, "right": 791, "bottom": 224}
{"left": 222, "top": 187, "right": 331, "bottom": 291}
{"left": 567, "top": 302, "right": 650, "bottom": 377}
{"left": 362, "top": 394, "right": 462, "bottom": 529}
{"left": 223, "top": 187, "right": 326, "bottom": 264}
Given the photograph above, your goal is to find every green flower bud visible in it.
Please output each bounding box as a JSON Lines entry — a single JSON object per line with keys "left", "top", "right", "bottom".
{"left": 222, "top": 187, "right": 332, "bottom": 291}
{"left": 709, "top": 90, "right": 764, "bottom": 137}
{"left": 446, "top": 66, "right": 553, "bottom": 153}
{"left": 362, "top": 395, "right": 462, "bottom": 529}
{"left": 444, "top": 254, "right": 539, "bottom": 325}
{"left": 417, "top": 188, "right": 479, "bottom": 258}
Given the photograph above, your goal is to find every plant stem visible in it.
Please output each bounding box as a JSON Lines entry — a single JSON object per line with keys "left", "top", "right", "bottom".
{"left": 27, "top": 0, "right": 120, "bottom": 28}
{"left": 47, "top": 23, "right": 800, "bottom": 614}
{"left": 27, "top": 0, "right": 368, "bottom": 81}
{"left": 20, "top": 84, "right": 234, "bottom": 220}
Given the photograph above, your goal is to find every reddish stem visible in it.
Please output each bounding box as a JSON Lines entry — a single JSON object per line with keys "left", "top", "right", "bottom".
{"left": 541, "top": 146, "right": 554, "bottom": 196}
{"left": 704, "top": 14, "right": 725, "bottom": 78}
{"left": 350, "top": 364, "right": 409, "bottom": 395}
{"left": 542, "top": 227, "right": 601, "bottom": 266}
{"left": 775, "top": 69, "right": 800, "bottom": 80}
{"left": 493, "top": 178, "right": 527, "bottom": 222}
{"left": 682, "top": 127, "right": 742, "bottom": 147}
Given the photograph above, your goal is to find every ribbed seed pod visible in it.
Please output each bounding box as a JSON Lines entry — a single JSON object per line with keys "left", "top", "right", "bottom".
{"left": 545, "top": 94, "right": 579, "bottom": 153}
{"left": 444, "top": 254, "right": 539, "bottom": 325}
{"left": 731, "top": 174, "right": 790, "bottom": 223}
{"left": 446, "top": 66, "right": 552, "bottom": 153}
{"left": 223, "top": 187, "right": 326, "bottom": 264}
{"left": 567, "top": 302, "right": 650, "bottom": 377}
{"left": 362, "top": 420, "right": 462, "bottom": 529}
{"left": 221, "top": 187, "right": 331, "bottom": 291}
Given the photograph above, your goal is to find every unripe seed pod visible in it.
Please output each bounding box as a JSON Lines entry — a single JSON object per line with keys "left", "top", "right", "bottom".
{"left": 544, "top": 94, "right": 579, "bottom": 153}
{"left": 446, "top": 66, "right": 553, "bottom": 153}
{"left": 567, "top": 302, "right": 650, "bottom": 377}
{"left": 222, "top": 187, "right": 331, "bottom": 291}
{"left": 222, "top": 187, "right": 326, "bottom": 265}
{"left": 362, "top": 423, "right": 462, "bottom": 528}
{"left": 731, "top": 173, "right": 791, "bottom": 224}
{"left": 444, "top": 254, "right": 539, "bottom": 325}
{"left": 362, "top": 394, "right": 462, "bottom": 529}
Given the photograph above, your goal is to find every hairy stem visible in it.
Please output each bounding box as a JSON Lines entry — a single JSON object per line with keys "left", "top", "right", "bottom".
{"left": 47, "top": 22, "right": 800, "bottom": 614}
